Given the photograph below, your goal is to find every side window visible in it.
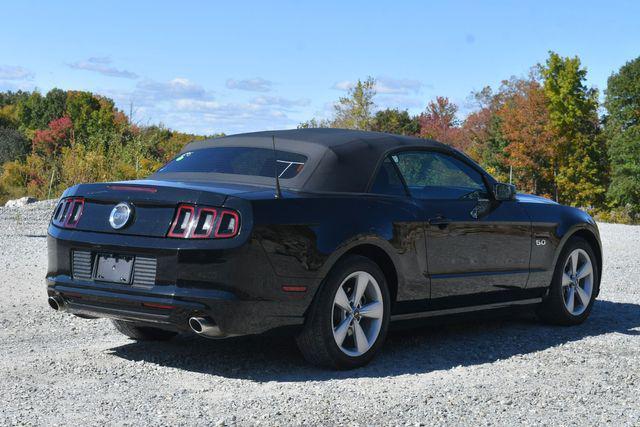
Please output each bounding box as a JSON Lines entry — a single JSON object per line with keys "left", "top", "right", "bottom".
{"left": 370, "top": 157, "right": 407, "bottom": 197}
{"left": 392, "top": 151, "right": 488, "bottom": 200}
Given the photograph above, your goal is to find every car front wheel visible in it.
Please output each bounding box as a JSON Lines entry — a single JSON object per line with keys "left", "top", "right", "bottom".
{"left": 296, "top": 255, "right": 390, "bottom": 369}
{"left": 537, "top": 237, "right": 599, "bottom": 325}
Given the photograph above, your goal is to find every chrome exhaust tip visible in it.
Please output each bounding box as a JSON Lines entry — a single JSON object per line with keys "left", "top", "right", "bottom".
{"left": 188, "top": 316, "right": 225, "bottom": 338}
{"left": 48, "top": 296, "right": 64, "bottom": 311}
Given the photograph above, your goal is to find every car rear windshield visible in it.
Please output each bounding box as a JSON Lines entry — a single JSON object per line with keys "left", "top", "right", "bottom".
{"left": 156, "top": 147, "right": 307, "bottom": 179}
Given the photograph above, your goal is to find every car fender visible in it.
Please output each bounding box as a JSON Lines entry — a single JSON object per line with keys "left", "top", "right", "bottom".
{"left": 550, "top": 220, "right": 602, "bottom": 284}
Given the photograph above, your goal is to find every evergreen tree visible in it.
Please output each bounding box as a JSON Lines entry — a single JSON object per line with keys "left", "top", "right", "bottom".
{"left": 604, "top": 56, "right": 640, "bottom": 215}
{"left": 371, "top": 108, "right": 419, "bottom": 135}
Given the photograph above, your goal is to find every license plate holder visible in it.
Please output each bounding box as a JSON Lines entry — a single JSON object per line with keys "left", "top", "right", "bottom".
{"left": 94, "top": 254, "right": 134, "bottom": 284}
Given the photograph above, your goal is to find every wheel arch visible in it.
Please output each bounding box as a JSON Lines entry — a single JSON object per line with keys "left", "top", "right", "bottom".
{"left": 553, "top": 226, "right": 603, "bottom": 294}
{"left": 342, "top": 244, "right": 399, "bottom": 305}
{"left": 316, "top": 240, "right": 401, "bottom": 307}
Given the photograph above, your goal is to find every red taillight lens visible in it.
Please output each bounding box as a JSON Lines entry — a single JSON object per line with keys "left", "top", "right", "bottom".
{"left": 215, "top": 210, "right": 240, "bottom": 238}
{"left": 167, "top": 205, "right": 240, "bottom": 239}
{"left": 191, "top": 208, "right": 217, "bottom": 238}
{"left": 52, "top": 197, "right": 85, "bottom": 228}
{"left": 167, "top": 205, "right": 195, "bottom": 238}
{"left": 65, "top": 198, "right": 85, "bottom": 228}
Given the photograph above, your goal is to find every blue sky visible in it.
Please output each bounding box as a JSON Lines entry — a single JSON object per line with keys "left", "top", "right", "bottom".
{"left": 1, "top": 0, "right": 639, "bottom": 135}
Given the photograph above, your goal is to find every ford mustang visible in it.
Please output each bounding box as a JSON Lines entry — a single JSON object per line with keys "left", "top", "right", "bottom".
{"left": 46, "top": 129, "right": 602, "bottom": 369}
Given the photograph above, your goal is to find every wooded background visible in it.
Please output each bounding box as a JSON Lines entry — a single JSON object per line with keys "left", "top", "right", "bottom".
{"left": 1, "top": 52, "right": 638, "bottom": 223}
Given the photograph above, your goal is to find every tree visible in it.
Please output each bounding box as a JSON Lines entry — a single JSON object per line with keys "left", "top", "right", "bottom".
{"left": 42, "top": 89, "right": 67, "bottom": 125}
{"left": 0, "top": 128, "right": 30, "bottom": 164}
{"left": 0, "top": 88, "right": 220, "bottom": 203}
{"left": 32, "top": 117, "right": 73, "bottom": 156}
{"left": 0, "top": 104, "right": 19, "bottom": 128}
{"left": 371, "top": 108, "right": 419, "bottom": 135}
{"left": 541, "top": 52, "right": 608, "bottom": 208}
{"left": 462, "top": 78, "right": 557, "bottom": 194}
{"left": 604, "top": 56, "right": 640, "bottom": 214}
{"left": 16, "top": 91, "right": 47, "bottom": 130}
{"left": 463, "top": 86, "right": 510, "bottom": 181}
{"left": 298, "top": 117, "right": 330, "bottom": 129}
{"left": 332, "top": 77, "right": 376, "bottom": 130}
{"left": 497, "top": 79, "right": 555, "bottom": 195}
{"left": 418, "top": 97, "right": 465, "bottom": 149}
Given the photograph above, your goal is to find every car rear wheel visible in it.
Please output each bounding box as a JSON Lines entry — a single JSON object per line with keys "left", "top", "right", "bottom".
{"left": 537, "top": 237, "right": 599, "bottom": 325}
{"left": 296, "top": 255, "right": 390, "bottom": 369}
{"left": 111, "top": 319, "right": 178, "bottom": 341}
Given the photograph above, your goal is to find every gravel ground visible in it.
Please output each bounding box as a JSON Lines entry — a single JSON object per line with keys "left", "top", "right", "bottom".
{"left": 1, "top": 201, "right": 639, "bottom": 426}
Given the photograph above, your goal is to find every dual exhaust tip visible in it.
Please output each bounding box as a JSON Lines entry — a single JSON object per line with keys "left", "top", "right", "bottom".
{"left": 48, "top": 296, "right": 223, "bottom": 338}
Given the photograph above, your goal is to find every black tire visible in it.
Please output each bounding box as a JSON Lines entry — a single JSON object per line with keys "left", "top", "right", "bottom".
{"left": 296, "top": 255, "right": 391, "bottom": 369}
{"left": 111, "top": 319, "right": 178, "bottom": 341}
{"left": 537, "top": 237, "right": 599, "bottom": 325}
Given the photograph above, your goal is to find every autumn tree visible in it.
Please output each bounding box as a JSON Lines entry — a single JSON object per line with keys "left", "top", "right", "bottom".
{"left": 0, "top": 88, "right": 221, "bottom": 203}
{"left": 32, "top": 116, "right": 73, "bottom": 156}
{"left": 541, "top": 52, "right": 608, "bottom": 207}
{"left": 418, "top": 97, "right": 465, "bottom": 150}
{"left": 604, "top": 56, "right": 640, "bottom": 215}
{"left": 497, "top": 79, "right": 555, "bottom": 195}
{"left": 463, "top": 87, "right": 510, "bottom": 181}
{"left": 462, "top": 78, "right": 556, "bottom": 194}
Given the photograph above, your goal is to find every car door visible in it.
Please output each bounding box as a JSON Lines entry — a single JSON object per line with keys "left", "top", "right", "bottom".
{"left": 391, "top": 150, "right": 532, "bottom": 309}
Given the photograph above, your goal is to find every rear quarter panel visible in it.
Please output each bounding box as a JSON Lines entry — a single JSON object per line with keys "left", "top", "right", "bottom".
{"left": 250, "top": 193, "right": 429, "bottom": 304}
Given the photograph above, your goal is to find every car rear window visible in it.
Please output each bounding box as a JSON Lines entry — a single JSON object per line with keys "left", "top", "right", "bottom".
{"left": 156, "top": 147, "right": 307, "bottom": 179}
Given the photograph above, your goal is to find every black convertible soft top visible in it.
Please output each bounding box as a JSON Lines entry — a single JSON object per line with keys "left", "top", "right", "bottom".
{"left": 155, "top": 128, "right": 455, "bottom": 193}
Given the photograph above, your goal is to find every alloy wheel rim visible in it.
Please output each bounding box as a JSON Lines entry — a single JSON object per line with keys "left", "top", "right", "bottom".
{"left": 331, "top": 271, "right": 384, "bottom": 357}
{"left": 561, "top": 248, "right": 594, "bottom": 316}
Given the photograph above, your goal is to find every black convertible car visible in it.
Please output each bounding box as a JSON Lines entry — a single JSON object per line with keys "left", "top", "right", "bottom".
{"left": 47, "top": 129, "right": 602, "bottom": 369}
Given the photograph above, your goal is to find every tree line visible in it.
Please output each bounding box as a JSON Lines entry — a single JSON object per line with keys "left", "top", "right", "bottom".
{"left": 0, "top": 51, "right": 638, "bottom": 223}
{"left": 0, "top": 89, "right": 217, "bottom": 202}
{"left": 300, "top": 52, "right": 640, "bottom": 223}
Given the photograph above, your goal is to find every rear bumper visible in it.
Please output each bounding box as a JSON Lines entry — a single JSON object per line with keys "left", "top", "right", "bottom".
{"left": 46, "top": 227, "right": 315, "bottom": 337}
{"left": 47, "top": 277, "right": 305, "bottom": 336}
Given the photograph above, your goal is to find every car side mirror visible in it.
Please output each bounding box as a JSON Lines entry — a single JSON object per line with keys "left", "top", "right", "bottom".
{"left": 494, "top": 182, "right": 516, "bottom": 201}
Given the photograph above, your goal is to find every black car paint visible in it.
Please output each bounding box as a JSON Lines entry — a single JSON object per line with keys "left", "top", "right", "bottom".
{"left": 46, "top": 146, "right": 602, "bottom": 338}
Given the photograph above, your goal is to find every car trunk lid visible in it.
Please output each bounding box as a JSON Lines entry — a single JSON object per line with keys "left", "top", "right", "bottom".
{"left": 62, "top": 180, "right": 260, "bottom": 237}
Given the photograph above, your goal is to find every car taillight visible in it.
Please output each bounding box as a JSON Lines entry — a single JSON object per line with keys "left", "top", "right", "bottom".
{"left": 52, "top": 197, "right": 85, "bottom": 228}
{"left": 167, "top": 205, "right": 240, "bottom": 239}
{"left": 167, "top": 205, "right": 195, "bottom": 238}
{"left": 191, "top": 207, "right": 217, "bottom": 238}
{"left": 214, "top": 210, "right": 240, "bottom": 238}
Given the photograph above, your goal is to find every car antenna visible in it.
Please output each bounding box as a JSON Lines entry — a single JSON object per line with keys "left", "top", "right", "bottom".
{"left": 272, "top": 135, "right": 282, "bottom": 199}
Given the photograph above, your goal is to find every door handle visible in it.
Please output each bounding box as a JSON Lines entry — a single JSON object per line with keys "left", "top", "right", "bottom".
{"left": 428, "top": 216, "right": 451, "bottom": 229}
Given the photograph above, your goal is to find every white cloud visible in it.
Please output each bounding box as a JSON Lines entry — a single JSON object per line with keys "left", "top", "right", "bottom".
{"left": 332, "top": 76, "right": 424, "bottom": 95}
{"left": 331, "top": 80, "right": 354, "bottom": 91}
{"left": 174, "top": 99, "right": 220, "bottom": 111}
{"left": 163, "top": 102, "right": 297, "bottom": 135}
{"left": 135, "top": 77, "right": 208, "bottom": 101}
{"left": 103, "top": 77, "right": 305, "bottom": 134}
{"left": 252, "top": 96, "right": 310, "bottom": 108}
{"left": 375, "top": 77, "right": 422, "bottom": 95}
{"left": 226, "top": 77, "right": 272, "bottom": 92}
{"left": 0, "top": 65, "right": 34, "bottom": 80}
{"left": 68, "top": 57, "right": 138, "bottom": 79}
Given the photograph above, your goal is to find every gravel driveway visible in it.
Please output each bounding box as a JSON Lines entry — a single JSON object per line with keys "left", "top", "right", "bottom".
{"left": 1, "top": 201, "right": 639, "bottom": 426}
